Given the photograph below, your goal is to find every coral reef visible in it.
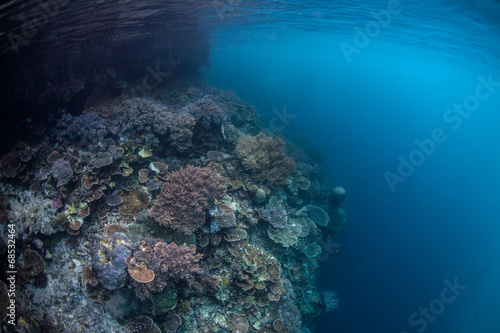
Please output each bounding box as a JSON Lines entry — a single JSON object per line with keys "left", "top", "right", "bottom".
{"left": 0, "top": 85, "right": 346, "bottom": 333}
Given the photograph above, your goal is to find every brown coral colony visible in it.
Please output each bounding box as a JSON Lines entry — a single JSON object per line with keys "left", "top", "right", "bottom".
{"left": 150, "top": 165, "right": 227, "bottom": 235}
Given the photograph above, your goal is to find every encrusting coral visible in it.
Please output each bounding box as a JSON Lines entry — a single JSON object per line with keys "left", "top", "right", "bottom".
{"left": 150, "top": 165, "right": 227, "bottom": 235}
{"left": 92, "top": 232, "right": 132, "bottom": 290}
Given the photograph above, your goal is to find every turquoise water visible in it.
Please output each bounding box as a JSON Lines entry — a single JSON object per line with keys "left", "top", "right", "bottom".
{"left": 203, "top": 0, "right": 500, "bottom": 332}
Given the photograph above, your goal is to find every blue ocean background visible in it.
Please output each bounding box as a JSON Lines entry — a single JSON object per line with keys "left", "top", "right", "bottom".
{"left": 202, "top": 0, "right": 500, "bottom": 332}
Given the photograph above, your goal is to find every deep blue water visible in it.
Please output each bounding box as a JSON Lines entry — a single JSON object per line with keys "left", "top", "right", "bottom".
{"left": 202, "top": 0, "right": 500, "bottom": 332}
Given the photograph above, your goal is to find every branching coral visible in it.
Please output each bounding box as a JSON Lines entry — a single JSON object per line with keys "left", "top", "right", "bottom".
{"left": 183, "top": 96, "right": 228, "bottom": 129}
{"left": 235, "top": 133, "right": 295, "bottom": 187}
{"left": 119, "top": 97, "right": 169, "bottom": 135}
{"left": 176, "top": 95, "right": 229, "bottom": 150}
{"left": 55, "top": 112, "right": 111, "bottom": 147}
{"left": 150, "top": 166, "right": 226, "bottom": 235}
{"left": 114, "top": 97, "right": 194, "bottom": 150}
{"left": 167, "top": 112, "right": 196, "bottom": 151}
